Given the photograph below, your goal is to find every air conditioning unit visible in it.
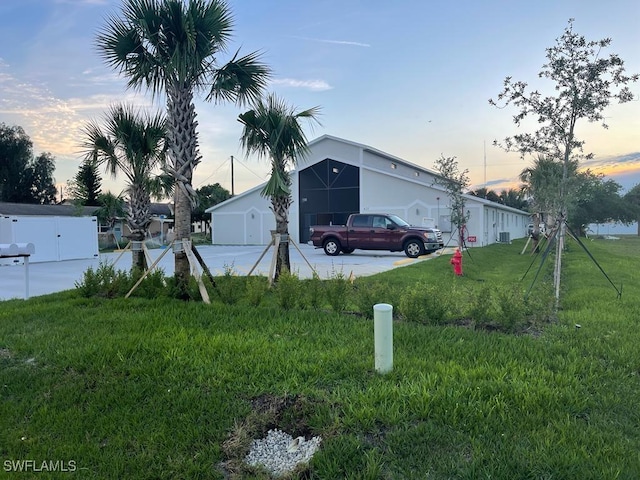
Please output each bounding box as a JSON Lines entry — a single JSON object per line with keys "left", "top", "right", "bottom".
{"left": 498, "top": 232, "right": 510, "bottom": 243}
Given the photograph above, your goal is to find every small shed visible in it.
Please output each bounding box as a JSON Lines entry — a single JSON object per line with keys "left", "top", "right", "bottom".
{"left": 0, "top": 202, "right": 99, "bottom": 263}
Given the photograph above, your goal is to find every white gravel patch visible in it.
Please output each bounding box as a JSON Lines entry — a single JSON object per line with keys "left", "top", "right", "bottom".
{"left": 244, "top": 429, "right": 322, "bottom": 477}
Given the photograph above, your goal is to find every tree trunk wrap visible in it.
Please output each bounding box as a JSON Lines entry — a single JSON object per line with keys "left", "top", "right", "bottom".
{"left": 167, "top": 82, "right": 200, "bottom": 286}
{"left": 272, "top": 194, "right": 292, "bottom": 280}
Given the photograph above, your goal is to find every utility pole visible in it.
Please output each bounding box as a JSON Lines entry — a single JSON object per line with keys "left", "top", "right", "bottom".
{"left": 230, "top": 155, "right": 235, "bottom": 196}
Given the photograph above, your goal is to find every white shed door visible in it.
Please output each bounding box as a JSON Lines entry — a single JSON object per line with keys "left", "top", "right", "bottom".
{"left": 57, "top": 217, "right": 99, "bottom": 260}
{"left": 11, "top": 216, "right": 59, "bottom": 262}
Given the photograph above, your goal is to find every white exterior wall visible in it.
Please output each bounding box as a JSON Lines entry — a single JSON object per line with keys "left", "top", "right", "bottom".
{"left": 210, "top": 188, "right": 275, "bottom": 245}
{"left": 360, "top": 169, "right": 446, "bottom": 227}
{"left": 0, "top": 215, "right": 99, "bottom": 263}
{"left": 298, "top": 137, "right": 362, "bottom": 169}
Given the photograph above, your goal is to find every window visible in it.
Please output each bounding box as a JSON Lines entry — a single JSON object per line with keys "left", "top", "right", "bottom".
{"left": 351, "top": 215, "right": 371, "bottom": 227}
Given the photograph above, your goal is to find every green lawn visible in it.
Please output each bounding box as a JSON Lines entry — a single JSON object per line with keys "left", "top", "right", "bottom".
{"left": 1, "top": 236, "right": 639, "bottom": 479}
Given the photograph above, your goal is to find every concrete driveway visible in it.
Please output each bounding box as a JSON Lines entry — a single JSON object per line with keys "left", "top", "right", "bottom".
{"left": 0, "top": 243, "right": 452, "bottom": 301}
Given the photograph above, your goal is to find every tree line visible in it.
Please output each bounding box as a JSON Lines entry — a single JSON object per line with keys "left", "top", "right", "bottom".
{"left": 0, "top": 124, "right": 57, "bottom": 204}
{"left": 467, "top": 165, "right": 640, "bottom": 236}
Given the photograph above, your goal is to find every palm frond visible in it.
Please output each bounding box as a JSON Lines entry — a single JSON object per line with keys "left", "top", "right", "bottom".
{"left": 207, "top": 50, "right": 271, "bottom": 105}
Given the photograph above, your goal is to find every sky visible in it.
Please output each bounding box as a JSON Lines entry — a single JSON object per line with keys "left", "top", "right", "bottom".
{"left": 1, "top": 0, "right": 639, "bottom": 202}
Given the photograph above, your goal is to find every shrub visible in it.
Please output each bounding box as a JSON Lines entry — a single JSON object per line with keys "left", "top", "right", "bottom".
{"left": 325, "top": 268, "right": 351, "bottom": 313}
{"left": 468, "top": 284, "right": 495, "bottom": 328}
{"left": 75, "top": 261, "right": 132, "bottom": 298}
{"left": 303, "top": 272, "right": 324, "bottom": 310}
{"left": 354, "top": 281, "right": 396, "bottom": 319}
{"left": 214, "top": 262, "right": 245, "bottom": 305}
{"left": 398, "top": 282, "right": 450, "bottom": 325}
{"left": 245, "top": 275, "right": 269, "bottom": 307}
{"left": 274, "top": 268, "right": 302, "bottom": 310}
{"left": 494, "top": 283, "right": 527, "bottom": 332}
{"left": 166, "top": 274, "right": 207, "bottom": 301}
{"left": 129, "top": 268, "right": 167, "bottom": 298}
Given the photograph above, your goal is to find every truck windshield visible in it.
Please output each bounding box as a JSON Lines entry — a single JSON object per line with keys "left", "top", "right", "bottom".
{"left": 388, "top": 215, "right": 410, "bottom": 227}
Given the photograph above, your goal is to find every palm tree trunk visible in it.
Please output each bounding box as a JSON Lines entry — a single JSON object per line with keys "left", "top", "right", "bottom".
{"left": 128, "top": 185, "right": 151, "bottom": 272}
{"left": 167, "top": 82, "right": 200, "bottom": 292}
{"left": 272, "top": 194, "right": 292, "bottom": 280}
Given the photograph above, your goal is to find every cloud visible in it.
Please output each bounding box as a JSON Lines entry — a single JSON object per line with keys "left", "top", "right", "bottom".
{"left": 0, "top": 64, "right": 152, "bottom": 158}
{"left": 270, "top": 78, "right": 333, "bottom": 91}
{"left": 292, "top": 36, "right": 371, "bottom": 48}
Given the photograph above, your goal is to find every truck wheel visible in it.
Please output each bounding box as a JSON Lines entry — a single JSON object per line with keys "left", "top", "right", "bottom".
{"left": 342, "top": 248, "right": 355, "bottom": 254}
{"left": 404, "top": 239, "right": 424, "bottom": 258}
{"left": 323, "top": 238, "right": 341, "bottom": 256}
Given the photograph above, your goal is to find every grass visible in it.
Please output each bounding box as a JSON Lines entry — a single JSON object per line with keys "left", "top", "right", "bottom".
{"left": 1, "top": 236, "right": 639, "bottom": 478}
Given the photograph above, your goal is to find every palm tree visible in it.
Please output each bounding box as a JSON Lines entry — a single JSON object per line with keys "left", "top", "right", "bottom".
{"left": 82, "top": 104, "right": 168, "bottom": 271}
{"left": 96, "top": 0, "right": 270, "bottom": 292}
{"left": 519, "top": 154, "right": 580, "bottom": 254}
{"left": 238, "top": 94, "right": 320, "bottom": 280}
{"left": 93, "top": 191, "right": 127, "bottom": 248}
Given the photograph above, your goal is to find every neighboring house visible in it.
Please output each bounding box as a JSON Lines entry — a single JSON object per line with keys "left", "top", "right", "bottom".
{"left": 98, "top": 203, "right": 174, "bottom": 247}
{"left": 206, "top": 135, "right": 530, "bottom": 247}
{"left": 0, "top": 202, "right": 99, "bottom": 263}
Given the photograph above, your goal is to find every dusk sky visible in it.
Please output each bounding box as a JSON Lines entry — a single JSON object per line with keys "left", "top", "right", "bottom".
{"left": 1, "top": 0, "right": 639, "bottom": 200}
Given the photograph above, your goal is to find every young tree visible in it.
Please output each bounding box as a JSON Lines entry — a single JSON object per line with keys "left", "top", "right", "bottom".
{"left": 192, "top": 183, "right": 231, "bottom": 236}
{"left": 433, "top": 155, "right": 470, "bottom": 249}
{"left": 238, "top": 93, "right": 320, "bottom": 280}
{"left": 490, "top": 19, "right": 638, "bottom": 303}
{"left": 68, "top": 158, "right": 103, "bottom": 206}
{"left": 82, "top": 104, "right": 168, "bottom": 271}
{"left": 96, "top": 0, "right": 270, "bottom": 294}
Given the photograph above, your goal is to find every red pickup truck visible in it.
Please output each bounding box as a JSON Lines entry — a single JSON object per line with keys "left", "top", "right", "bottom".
{"left": 309, "top": 213, "right": 443, "bottom": 258}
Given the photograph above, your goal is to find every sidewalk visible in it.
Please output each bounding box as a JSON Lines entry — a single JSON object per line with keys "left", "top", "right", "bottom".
{"left": 0, "top": 244, "right": 449, "bottom": 301}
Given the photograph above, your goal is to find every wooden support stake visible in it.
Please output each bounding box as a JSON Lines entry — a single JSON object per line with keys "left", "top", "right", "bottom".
{"left": 268, "top": 234, "right": 281, "bottom": 286}
{"left": 520, "top": 236, "right": 531, "bottom": 255}
{"left": 125, "top": 240, "right": 174, "bottom": 298}
{"left": 183, "top": 239, "right": 210, "bottom": 304}
{"left": 191, "top": 244, "right": 217, "bottom": 287}
{"left": 111, "top": 240, "right": 131, "bottom": 267}
{"left": 247, "top": 238, "right": 275, "bottom": 276}
{"left": 290, "top": 238, "right": 318, "bottom": 277}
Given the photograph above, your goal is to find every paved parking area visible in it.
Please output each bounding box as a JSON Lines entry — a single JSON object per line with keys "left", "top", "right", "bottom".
{"left": 0, "top": 243, "right": 452, "bottom": 301}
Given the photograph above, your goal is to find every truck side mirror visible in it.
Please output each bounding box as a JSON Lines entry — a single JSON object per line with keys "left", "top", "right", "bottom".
{"left": 387, "top": 224, "right": 396, "bottom": 230}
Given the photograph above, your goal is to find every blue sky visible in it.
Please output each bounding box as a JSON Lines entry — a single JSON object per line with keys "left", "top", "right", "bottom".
{"left": 1, "top": 0, "right": 639, "bottom": 200}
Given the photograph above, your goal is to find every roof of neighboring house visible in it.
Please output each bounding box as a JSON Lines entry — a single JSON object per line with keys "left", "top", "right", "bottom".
{"left": 0, "top": 202, "right": 173, "bottom": 218}
{"left": 0, "top": 202, "right": 98, "bottom": 217}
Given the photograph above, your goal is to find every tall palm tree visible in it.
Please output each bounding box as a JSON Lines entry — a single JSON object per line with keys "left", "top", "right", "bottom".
{"left": 82, "top": 104, "right": 168, "bottom": 271}
{"left": 96, "top": 0, "right": 270, "bottom": 292}
{"left": 238, "top": 93, "right": 320, "bottom": 280}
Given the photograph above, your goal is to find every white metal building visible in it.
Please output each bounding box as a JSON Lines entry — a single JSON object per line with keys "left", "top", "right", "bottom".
{"left": 207, "top": 135, "right": 530, "bottom": 247}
